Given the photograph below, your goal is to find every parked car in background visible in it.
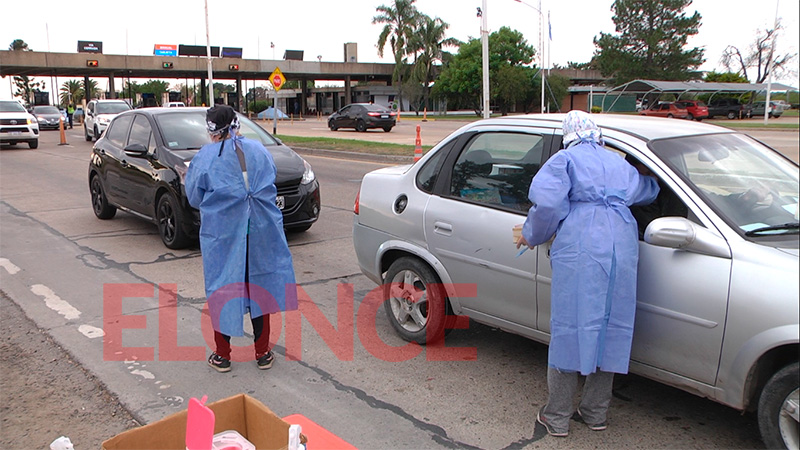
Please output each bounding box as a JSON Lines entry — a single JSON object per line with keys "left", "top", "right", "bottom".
{"left": 31, "top": 105, "right": 63, "bottom": 130}
{"left": 638, "top": 102, "right": 689, "bottom": 119}
{"left": 707, "top": 98, "right": 746, "bottom": 119}
{"left": 84, "top": 99, "right": 132, "bottom": 141}
{"left": 0, "top": 100, "right": 39, "bottom": 148}
{"left": 674, "top": 100, "right": 709, "bottom": 121}
{"left": 88, "top": 107, "right": 320, "bottom": 248}
{"left": 164, "top": 102, "right": 186, "bottom": 107}
{"left": 353, "top": 114, "right": 798, "bottom": 449}
{"left": 73, "top": 106, "right": 84, "bottom": 124}
{"left": 328, "top": 103, "right": 396, "bottom": 132}
{"left": 747, "top": 101, "right": 784, "bottom": 118}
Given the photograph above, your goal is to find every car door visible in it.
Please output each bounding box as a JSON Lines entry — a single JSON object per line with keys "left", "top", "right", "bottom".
{"left": 536, "top": 134, "right": 730, "bottom": 385}
{"left": 98, "top": 115, "right": 134, "bottom": 207}
{"left": 117, "top": 114, "right": 158, "bottom": 216}
{"left": 334, "top": 105, "right": 351, "bottom": 128}
{"left": 424, "top": 128, "right": 554, "bottom": 336}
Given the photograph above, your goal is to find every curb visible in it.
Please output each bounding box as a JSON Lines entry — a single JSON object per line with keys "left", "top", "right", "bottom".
{"left": 291, "top": 146, "right": 414, "bottom": 164}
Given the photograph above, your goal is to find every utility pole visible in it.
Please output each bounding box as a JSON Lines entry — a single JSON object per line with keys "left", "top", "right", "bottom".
{"left": 204, "top": 0, "right": 215, "bottom": 107}
{"left": 480, "top": 0, "right": 490, "bottom": 119}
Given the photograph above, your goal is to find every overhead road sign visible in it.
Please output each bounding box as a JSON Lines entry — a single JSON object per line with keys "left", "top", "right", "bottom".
{"left": 179, "top": 44, "right": 220, "bottom": 57}
{"left": 78, "top": 41, "right": 102, "bottom": 53}
{"left": 154, "top": 44, "right": 178, "bottom": 56}
{"left": 222, "top": 47, "right": 243, "bottom": 58}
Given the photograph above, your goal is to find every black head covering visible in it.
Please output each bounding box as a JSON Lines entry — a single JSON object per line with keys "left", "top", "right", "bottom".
{"left": 206, "top": 105, "right": 237, "bottom": 136}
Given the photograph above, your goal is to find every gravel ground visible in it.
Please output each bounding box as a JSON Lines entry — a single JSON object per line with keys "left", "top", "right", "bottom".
{"left": 0, "top": 291, "right": 139, "bottom": 449}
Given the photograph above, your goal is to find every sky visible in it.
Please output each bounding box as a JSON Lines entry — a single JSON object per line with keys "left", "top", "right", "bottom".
{"left": 1, "top": 0, "right": 798, "bottom": 100}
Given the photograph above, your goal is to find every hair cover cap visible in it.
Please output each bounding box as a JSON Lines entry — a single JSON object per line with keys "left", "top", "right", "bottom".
{"left": 206, "top": 105, "right": 239, "bottom": 136}
{"left": 562, "top": 110, "right": 603, "bottom": 147}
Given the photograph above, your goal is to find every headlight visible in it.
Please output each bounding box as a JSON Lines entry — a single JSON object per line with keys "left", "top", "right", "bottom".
{"left": 98, "top": 117, "right": 110, "bottom": 124}
{"left": 28, "top": 117, "right": 37, "bottom": 124}
{"left": 37, "top": 116, "right": 46, "bottom": 121}
{"left": 301, "top": 159, "right": 315, "bottom": 185}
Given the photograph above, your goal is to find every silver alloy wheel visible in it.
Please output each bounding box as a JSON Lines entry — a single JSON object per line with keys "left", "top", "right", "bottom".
{"left": 779, "top": 388, "right": 799, "bottom": 450}
{"left": 387, "top": 269, "right": 429, "bottom": 333}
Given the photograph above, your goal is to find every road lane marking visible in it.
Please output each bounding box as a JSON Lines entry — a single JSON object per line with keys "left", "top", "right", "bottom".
{"left": 0, "top": 258, "right": 21, "bottom": 274}
{"left": 30, "top": 284, "right": 81, "bottom": 320}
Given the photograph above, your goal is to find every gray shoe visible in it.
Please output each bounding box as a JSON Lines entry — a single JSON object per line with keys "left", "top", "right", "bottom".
{"left": 577, "top": 409, "right": 607, "bottom": 431}
{"left": 537, "top": 408, "right": 568, "bottom": 437}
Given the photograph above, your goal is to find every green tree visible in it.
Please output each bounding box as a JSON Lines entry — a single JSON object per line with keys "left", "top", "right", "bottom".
{"left": 433, "top": 27, "right": 537, "bottom": 115}
{"left": 373, "top": 0, "right": 420, "bottom": 111}
{"left": 407, "top": 15, "right": 461, "bottom": 114}
{"left": 593, "top": 0, "right": 705, "bottom": 85}
{"left": 9, "top": 39, "right": 38, "bottom": 105}
{"left": 60, "top": 80, "right": 83, "bottom": 106}
{"left": 83, "top": 79, "right": 100, "bottom": 101}
{"left": 141, "top": 80, "right": 171, "bottom": 104}
{"left": 703, "top": 71, "right": 749, "bottom": 83}
{"left": 720, "top": 22, "right": 797, "bottom": 83}
{"left": 8, "top": 39, "right": 29, "bottom": 51}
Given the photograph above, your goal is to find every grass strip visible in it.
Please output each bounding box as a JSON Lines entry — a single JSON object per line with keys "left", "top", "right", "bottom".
{"left": 706, "top": 120, "right": 799, "bottom": 130}
{"left": 276, "top": 134, "right": 433, "bottom": 156}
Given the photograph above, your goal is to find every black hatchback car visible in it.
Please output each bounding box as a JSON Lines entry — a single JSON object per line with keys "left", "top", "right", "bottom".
{"left": 328, "top": 103, "right": 396, "bottom": 132}
{"left": 88, "top": 107, "right": 320, "bottom": 249}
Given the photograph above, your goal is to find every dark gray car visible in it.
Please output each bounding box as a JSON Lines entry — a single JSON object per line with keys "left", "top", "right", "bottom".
{"left": 32, "top": 105, "right": 63, "bottom": 130}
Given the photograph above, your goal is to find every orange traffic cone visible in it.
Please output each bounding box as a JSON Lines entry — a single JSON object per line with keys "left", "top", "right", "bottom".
{"left": 58, "top": 116, "right": 68, "bottom": 146}
{"left": 414, "top": 125, "right": 423, "bottom": 162}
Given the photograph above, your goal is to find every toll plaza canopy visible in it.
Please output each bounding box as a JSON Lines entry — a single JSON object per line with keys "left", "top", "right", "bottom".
{"left": 602, "top": 79, "right": 798, "bottom": 111}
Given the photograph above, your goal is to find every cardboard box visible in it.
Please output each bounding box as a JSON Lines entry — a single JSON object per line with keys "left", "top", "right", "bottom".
{"left": 102, "top": 394, "right": 290, "bottom": 450}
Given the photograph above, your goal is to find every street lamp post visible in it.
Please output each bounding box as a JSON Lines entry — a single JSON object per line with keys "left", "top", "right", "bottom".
{"left": 514, "top": 0, "right": 546, "bottom": 113}
{"left": 480, "top": 0, "right": 490, "bottom": 119}
{"left": 204, "top": 0, "right": 215, "bottom": 107}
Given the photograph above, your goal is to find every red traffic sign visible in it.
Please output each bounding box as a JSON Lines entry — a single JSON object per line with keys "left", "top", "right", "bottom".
{"left": 270, "top": 67, "right": 286, "bottom": 91}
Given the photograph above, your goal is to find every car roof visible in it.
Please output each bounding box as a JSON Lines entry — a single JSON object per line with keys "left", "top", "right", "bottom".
{"left": 472, "top": 113, "right": 735, "bottom": 142}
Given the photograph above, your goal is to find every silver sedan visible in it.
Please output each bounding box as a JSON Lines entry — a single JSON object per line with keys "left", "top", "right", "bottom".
{"left": 353, "top": 114, "right": 799, "bottom": 449}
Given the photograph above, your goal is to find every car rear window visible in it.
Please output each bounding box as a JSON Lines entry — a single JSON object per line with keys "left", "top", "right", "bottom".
{"left": 364, "top": 104, "right": 389, "bottom": 112}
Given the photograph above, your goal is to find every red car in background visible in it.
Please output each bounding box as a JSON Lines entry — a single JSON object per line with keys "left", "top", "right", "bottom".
{"left": 675, "top": 100, "right": 709, "bottom": 121}
{"left": 639, "top": 102, "right": 689, "bottom": 119}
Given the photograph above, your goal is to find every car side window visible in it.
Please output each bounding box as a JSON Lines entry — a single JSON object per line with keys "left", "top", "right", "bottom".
{"left": 339, "top": 106, "right": 350, "bottom": 115}
{"left": 415, "top": 140, "right": 453, "bottom": 193}
{"left": 128, "top": 115, "right": 154, "bottom": 153}
{"left": 449, "top": 132, "right": 544, "bottom": 211}
{"left": 105, "top": 115, "right": 133, "bottom": 148}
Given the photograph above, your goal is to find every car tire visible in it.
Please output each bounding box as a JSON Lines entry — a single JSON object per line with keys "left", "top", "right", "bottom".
{"left": 758, "top": 362, "right": 799, "bottom": 450}
{"left": 667, "top": 114, "right": 674, "bottom": 118}
{"left": 156, "top": 192, "right": 190, "bottom": 249}
{"left": 687, "top": 113, "right": 694, "bottom": 121}
{"left": 383, "top": 257, "right": 455, "bottom": 345}
{"left": 329, "top": 121, "right": 338, "bottom": 131}
{"left": 90, "top": 175, "right": 117, "bottom": 220}
{"left": 84, "top": 125, "right": 92, "bottom": 141}
{"left": 383, "top": 126, "right": 393, "bottom": 132}
{"left": 93, "top": 126, "right": 100, "bottom": 141}
{"left": 727, "top": 111, "right": 737, "bottom": 120}
{"left": 28, "top": 139, "right": 38, "bottom": 149}
{"left": 356, "top": 120, "right": 367, "bottom": 132}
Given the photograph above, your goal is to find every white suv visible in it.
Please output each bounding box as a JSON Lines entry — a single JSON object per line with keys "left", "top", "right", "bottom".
{"left": 0, "top": 100, "right": 39, "bottom": 149}
{"left": 84, "top": 99, "right": 131, "bottom": 141}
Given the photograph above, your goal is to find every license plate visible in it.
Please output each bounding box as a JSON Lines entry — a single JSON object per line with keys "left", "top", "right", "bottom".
{"left": 11, "top": 131, "right": 21, "bottom": 135}
{"left": 381, "top": 115, "right": 388, "bottom": 119}
{"left": 276, "top": 195, "right": 285, "bottom": 210}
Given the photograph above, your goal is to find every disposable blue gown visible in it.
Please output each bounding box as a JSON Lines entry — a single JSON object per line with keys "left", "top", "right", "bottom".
{"left": 185, "top": 136, "right": 298, "bottom": 337}
{"left": 522, "top": 142, "right": 659, "bottom": 375}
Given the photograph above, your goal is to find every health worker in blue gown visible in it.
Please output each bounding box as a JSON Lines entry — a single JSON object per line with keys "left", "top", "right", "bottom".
{"left": 516, "top": 110, "right": 659, "bottom": 436}
{"left": 185, "top": 105, "right": 298, "bottom": 373}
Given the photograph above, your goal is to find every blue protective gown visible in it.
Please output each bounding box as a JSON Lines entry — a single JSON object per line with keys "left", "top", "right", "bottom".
{"left": 522, "top": 141, "right": 659, "bottom": 375}
{"left": 185, "top": 136, "right": 298, "bottom": 337}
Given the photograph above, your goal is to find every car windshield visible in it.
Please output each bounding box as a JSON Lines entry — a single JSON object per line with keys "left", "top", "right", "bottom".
{"left": 34, "top": 106, "right": 60, "bottom": 114}
{"left": 0, "top": 101, "right": 26, "bottom": 112}
{"left": 155, "top": 111, "right": 278, "bottom": 150}
{"left": 97, "top": 103, "right": 131, "bottom": 114}
{"left": 650, "top": 133, "right": 799, "bottom": 236}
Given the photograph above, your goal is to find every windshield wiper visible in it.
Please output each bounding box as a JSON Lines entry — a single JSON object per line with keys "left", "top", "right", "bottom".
{"left": 744, "top": 222, "right": 800, "bottom": 236}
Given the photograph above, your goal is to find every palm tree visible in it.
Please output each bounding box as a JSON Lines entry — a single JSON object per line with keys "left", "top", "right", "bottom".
{"left": 60, "top": 80, "right": 83, "bottom": 106}
{"left": 8, "top": 39, "right": 30, "bottom": 51}
{"left": 409, "top": 16, "right": 461, "bottom": 114}
{"left": 83, "top": 79, "right": 100, "bottom": 101}
{"left": 373, "top": 0, "right": 420, "bottom": 111}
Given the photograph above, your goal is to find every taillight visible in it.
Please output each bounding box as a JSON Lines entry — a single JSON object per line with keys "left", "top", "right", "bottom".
{"left": 354, "top": 191, "right": 360, "bottom": 215}
{"left": 367, "top": 112, "right": 381, "bottom": 117}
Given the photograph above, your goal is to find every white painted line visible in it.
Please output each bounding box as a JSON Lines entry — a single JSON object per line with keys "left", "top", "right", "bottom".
{"left": 30, "top": 284, "right": 81, "bottom": 320}
{"left": 78, "top": 324, "right": 105, "bottom": 339}
{"left": 0, "top": 258, "right": 21, "bottom": 275}
{"left": 130, "top": 369, "right": 155, "bottom": 380}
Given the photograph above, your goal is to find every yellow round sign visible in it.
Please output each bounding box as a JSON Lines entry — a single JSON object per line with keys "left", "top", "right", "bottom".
{"left": 270, "top": 67, "right": 286, "bottom": 91}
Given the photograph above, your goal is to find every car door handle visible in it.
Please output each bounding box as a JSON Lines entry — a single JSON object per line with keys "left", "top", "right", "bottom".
{"left": 433, "top": 221, "right": 453, "bottom": 236}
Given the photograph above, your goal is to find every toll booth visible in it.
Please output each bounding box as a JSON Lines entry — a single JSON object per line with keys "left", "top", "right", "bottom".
{"left": 33, "top": 91, "right": 50, "bottom": 106}
{"left": 226, "top": 92, "right": 239, "bottom": 111}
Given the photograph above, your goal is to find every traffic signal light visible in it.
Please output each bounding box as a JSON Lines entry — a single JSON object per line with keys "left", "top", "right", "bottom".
{"left": 162, "top": 62, "right": 174, "bottom": 69}
{"left": 86, "top": 60, "right": 98, "bottom": 67}
{"left": 228, "top": 64, "right": 239, "bottom": 71}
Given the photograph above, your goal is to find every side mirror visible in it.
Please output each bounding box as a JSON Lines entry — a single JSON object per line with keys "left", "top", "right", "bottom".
{"left": 124, "top": 143, "right": 149, "bottom": 157}
{"left": 644, "top": 217, "right": 731, "bottom": 259}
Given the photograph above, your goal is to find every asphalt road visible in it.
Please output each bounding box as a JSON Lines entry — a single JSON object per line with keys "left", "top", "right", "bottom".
{"left": 2, "top": 124, "right": 791, "bottom": 448}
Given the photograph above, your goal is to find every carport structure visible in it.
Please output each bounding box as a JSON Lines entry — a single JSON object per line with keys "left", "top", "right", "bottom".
{"left": 600, "top": 79, "right": 797, "bottom": 112}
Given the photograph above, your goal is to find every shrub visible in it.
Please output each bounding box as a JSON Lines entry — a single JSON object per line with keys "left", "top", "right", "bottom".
{"left": 591, "top": 105, "right": 602, "bottom": 113}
